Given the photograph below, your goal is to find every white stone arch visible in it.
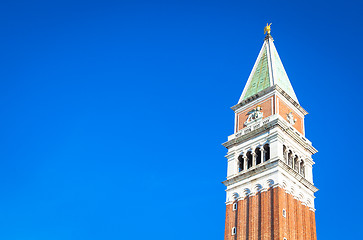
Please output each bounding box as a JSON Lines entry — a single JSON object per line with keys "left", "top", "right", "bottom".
{"left": 254, "top": 184, "right": 263, "bottom": 193}
{"left": 243, "top": 188, "right": 251, "bottom": 196}
{"left": 298, "top": 193, "right": 304, "bottom": 202}
{"left": 290, "top": 187, "right": 295, "bottom": 195}
{"left": 237, "top": 152, "right": 245, "bottom": 172}
{"left": 281, "top": 180, "right": 288, "bottom": 189}
{"left": 266, "top": 179, "right": 275, "bottom": 188}
{"left": 245, "top": 147, "right": 253, "bottom": 153}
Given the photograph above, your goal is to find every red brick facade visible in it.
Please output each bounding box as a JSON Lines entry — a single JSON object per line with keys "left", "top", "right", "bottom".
{"left": 237, "top": 97, "right": 274, "bottom": 132}
{"left": 276, "top": 96, "right": 304, "bottom": 135}
{"left": 236, "top": 96, "right": 305, "bottom": 135}
{"left": 224, "top": 187, "right": 316, "bottom": 240}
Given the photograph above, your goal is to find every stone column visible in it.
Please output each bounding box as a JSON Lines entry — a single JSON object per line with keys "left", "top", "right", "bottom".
{"left": 244, "top": 154, "right": 248, "bottom": 171}
{"left": 292, "top": 153, "right": 296, "bottom": 169}
{"left": 297, "top": 159, "right": 301, "bottom": 174}
{"left": 260, "top": 147, "right": 266, "bottom": 162}
{"left": 226, "top": 151, "right": 237, "bottom": 177}
{"left": 301, "top": 161, "right": 305, "bottom": 177}
{"left": 289, "top": 152, "right": 294, "bottom": 168}
{"left": 252, "top": 151, "right": 257, "bottom": 167}
{"left": 284, "top": 149, "right": 289, "bottom": 164}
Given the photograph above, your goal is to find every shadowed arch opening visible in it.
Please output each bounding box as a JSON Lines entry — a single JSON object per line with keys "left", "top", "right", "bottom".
{"left": 246, "top": 151, "right": 253, "bottom": 169}
{"left": 293, "top": 156, "right": 299, "bottom": 171}
{"left": 300, "top": 160, "right": 305, "bottom": 177}
{"left": 288, "top": 150, "right": 293, "bottom": 167}
{"left": 283, "top": 145, "right": 287, "bottom": 163}
{"left": 238, "top": 154, "right": 244, "bottom": 172}
{"left": 255, "top": 147, "right": 262, "bottom": 165}
{"left": 264, "top": 144, "right": 270, "bottom": 161}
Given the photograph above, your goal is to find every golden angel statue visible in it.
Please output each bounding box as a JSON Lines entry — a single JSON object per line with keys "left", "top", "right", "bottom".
{"left": 264, "top": 23, "right": 272, "bottom": 35}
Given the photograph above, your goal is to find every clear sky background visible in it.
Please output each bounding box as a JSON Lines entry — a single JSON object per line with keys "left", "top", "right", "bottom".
{"left": 0, "top": 0, "right": 362, "bottom": 239}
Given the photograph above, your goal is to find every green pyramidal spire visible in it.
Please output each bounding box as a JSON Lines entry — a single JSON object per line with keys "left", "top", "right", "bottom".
{"left": 239, "top": 32, "right": 298, "bottom": 103}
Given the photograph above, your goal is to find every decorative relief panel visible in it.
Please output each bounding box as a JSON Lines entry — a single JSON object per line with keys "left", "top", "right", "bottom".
{"left": 287, "top": 112, "right": 297, "bottom": 125}
{"left": 237, "top": 97, "right": 273, "bottom": 131}
{"left": 244, "top": 106, "right": 263, "bottom": 126}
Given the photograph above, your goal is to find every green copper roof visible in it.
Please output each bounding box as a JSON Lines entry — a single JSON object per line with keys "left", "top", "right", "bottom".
{"left": 243, "top": 45, "right": 271, "bottom": 100}
{"left": 269, "top": 42, "right": 298, "bottom": 101}
{"left": 239, "top": 36, "right": 299, "bottom": 103}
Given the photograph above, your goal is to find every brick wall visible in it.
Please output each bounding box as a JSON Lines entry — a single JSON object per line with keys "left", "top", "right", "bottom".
{"left": 224, "top": 187, "right": 316, "bottom": 240}
{"left": 277, "top": 97, "right": 304, "bottom": 135}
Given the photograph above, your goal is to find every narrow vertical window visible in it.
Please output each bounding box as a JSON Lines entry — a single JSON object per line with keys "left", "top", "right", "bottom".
{"left": 233, "top": 203, "right": 237, "bottom": 211}
{"left": 282, "top": 209, "right": 286, "bottom": 218}
{"left": 232, "top": 227, "right": 236, "bottom": 235}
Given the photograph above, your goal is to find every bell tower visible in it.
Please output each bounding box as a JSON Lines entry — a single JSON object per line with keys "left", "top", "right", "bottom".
{"left": 223, "top": 25, "right": 318, "bottom": 240}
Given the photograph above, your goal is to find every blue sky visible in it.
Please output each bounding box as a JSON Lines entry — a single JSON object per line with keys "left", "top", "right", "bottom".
{"left": 0, "top": 0, "right": 362, "bottom": 239}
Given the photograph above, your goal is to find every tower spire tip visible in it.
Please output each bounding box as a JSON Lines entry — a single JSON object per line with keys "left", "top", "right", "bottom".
{"left": 264, "top": 23, "right": 272, "bottom": 35}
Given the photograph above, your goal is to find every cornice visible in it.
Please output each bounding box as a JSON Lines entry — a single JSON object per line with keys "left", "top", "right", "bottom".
{"left": 277, "top": 160, "right": 318, "bottom": 193}
{"left": 275, "top": 85, "right": 308, "bottom": 115}
{"left": 232, "top": 85, "right": 308, "bottom": 116}
{"left": 222, "top": 157, "right": 318, "bottom": 193}
{"left": 223, "top": 116, "right": 278, "bottom": 148}
{"left": 222, "top": 159, "right": 318, "bottom": 209}
{"left": 222, "top": 158, "right": 279, "bottom": 187}
{"left": 223, "top": 115, "right": 317, "bottom": 155}
{"left": 232, "top": 86, "right": 276, "bottom": 111}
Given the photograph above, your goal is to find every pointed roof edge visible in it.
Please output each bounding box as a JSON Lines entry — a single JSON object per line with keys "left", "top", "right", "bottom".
{"left": 238, "top": 40, "right": 270, "bottom": 103}
{"left": 268, "top": 39, "right": 299, "bottom": 103}
{"left": 238, "top": 33, "right": 299, "bottom": 104}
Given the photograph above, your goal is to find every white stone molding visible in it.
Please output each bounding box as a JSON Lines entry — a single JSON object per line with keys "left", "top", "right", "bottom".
{"left": 283, "top": 148, "right": 289, "bottom": 163}
{"left": 290, "top": 187, "right": 295, "bottom": 195}
{"left": 298, "top": 193, "right": 304, "bottom": 201}
{"left": 224, "top": 158, "right": 317, "bottom": 211}
{"left": 281, "top": 180, "right": 287, "bottom": 189}
{"left": 232, "top": 192, "right": 239, "bottom": 200}
{"left": 266, "top": 179, "right": 275, "bottom": 188}
{"left": 297, "top": 158, "right": 302, "bottom": 174}
{"left": 225, "top": 115, "right": 317, "bottom": 156}
{"left": 252, "top": 151, "right": 257, "bottom": 166}
{"left": 243, "top": 154, "right": 248, "bottom": 172}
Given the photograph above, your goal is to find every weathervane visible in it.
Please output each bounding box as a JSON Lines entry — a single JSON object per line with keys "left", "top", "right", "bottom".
{"left": 264, "top": 23, "right": 272, "bottom": 35}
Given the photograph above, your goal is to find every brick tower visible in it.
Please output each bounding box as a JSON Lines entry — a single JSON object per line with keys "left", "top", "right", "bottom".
{"left": 223, "top": 25, "right": 318, "bottom": 240}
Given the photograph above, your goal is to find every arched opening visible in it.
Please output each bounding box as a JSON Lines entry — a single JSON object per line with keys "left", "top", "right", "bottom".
{"left": 283, "top": 145, "right": 287, "bottom": 162}
{"left": 293, "top": 156, "right": 299, "bottom": 171}
{"left": 246, "top": 151, "right": 253, "bottom": 169}
{"left": 300, "top": 160, "right": 305, "bottom": 177}
{"left": 255, "top": 147, "right": 262, "bottom": 165}
{"left": 233, "top": 203, "right": 237, "bottom": 211}
{"left": 238, "top": 155, "right": 244, "bottom": 172}
{"left": 288, "top": 151, "right": 293, "bottom": 167}
{"left": 232, "top": 227, "right": 236, "bottom": 235}
{"left": 255, "top": 184, "right": 262, "bottom": 192}
{"left": 267, "top": 179, "right": 274, "bottom": 188}
{"left": 264, "top": 144, "right": 270, "bottom": 161}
